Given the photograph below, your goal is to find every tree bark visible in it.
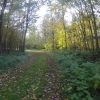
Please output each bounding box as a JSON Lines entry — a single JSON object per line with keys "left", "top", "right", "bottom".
{"left": 0, "top": 0, "right": 7, "bottom": 54}
{"left": 22, "top": 0, "right": 30, "bottom": 52}
{"left": 89, "top": 0, "right": 99, "bottom": 54}
{"left": 61, "top": 5, "right": 67, "bottom": 50}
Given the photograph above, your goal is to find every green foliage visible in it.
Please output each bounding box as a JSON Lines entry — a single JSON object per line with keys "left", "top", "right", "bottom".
{"left": 26, "top": 30, "right": 45, "bottom": 50}
{"left": 52, "top": 51, "right": 100, "bottom": 100}
{"left": 44, "top": 43, "right": 53, "bottom": 50}
{"left": 0, "top": 52, "right": 31, "bottom": 74}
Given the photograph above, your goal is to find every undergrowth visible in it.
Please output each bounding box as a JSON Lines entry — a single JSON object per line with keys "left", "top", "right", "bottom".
{"left": 52, "top": 50, "right": 100, "bottom": 100}
{"left": 0, "top": 52, "right": 31, "bottom": 74}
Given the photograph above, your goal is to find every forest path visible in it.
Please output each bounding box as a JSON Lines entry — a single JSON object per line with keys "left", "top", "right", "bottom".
{"left": 0, "top": 52, "right": 60, "bottom": 100}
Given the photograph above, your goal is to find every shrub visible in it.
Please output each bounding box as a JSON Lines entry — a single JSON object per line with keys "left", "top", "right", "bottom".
{"left": 52, "top": 51, "right": 100, "bottom": 100}
{"left": 0, "top": 52, "right": 31, "bottom": 74}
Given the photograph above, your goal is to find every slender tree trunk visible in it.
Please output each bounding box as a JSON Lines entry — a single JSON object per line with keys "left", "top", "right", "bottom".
{"left": 79, "top": 0, "right": 90, "bottom": 51}
{"left": 61, "top": 6, "right": 67, "bottom": 49}
{"left": 23, "top": 17, "right": 28, "bottom": 52}
{"left": 22, "top": 0, "right": 30, "bottom": 52}
{"left": 83, "top": 0, "right": 95, "bottom": 53}
{"left": 89, "top": 0, "right": 99, "bottom": 54}
{"left": 52, "top": 32, "right": 54, "bottom": 50}
{"left": 0, "top": 0, "right": 7, "bottom": 54}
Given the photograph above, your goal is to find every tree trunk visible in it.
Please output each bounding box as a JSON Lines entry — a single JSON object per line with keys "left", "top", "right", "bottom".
{"left": 0, "top": 0, "right": 7, "bottom": 54}
{"left": 83, "top": 0, "right": 95, "bottom": 53}
{"left": 79, "top": 0, "right": 90, "bottom": 51}
{"left": 61, "top": 6, "right": 67, "bottom": 50}
{"left": 22, "top": 0, "right": 30, "bottom": 52}
{"left": 89, "top": 0, "right": 99, "bottom": 54}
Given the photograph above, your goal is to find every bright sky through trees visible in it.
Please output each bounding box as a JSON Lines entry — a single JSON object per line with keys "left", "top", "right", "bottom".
{"left": 35, "top": 6, "right": 48, "bottom": 27}
{"left": 35, "top": 5, "right": 72, "bottom": 28}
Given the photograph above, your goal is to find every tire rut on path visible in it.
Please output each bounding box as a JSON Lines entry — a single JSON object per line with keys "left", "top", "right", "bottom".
{"left": 43, "top": 54, "right": 60, "bottom": 100}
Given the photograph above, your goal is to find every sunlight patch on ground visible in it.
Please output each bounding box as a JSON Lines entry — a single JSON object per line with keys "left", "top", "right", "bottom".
{"left": 25, "top": 49, "right": 45, "bottom": 53}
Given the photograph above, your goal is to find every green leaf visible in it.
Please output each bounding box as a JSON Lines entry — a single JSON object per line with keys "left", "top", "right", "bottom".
{"left": 93, "top": 79, "right": 99, "bottom": 90}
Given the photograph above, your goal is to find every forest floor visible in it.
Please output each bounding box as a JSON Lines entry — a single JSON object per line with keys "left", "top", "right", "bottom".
{"left": 0, "top": 52, "right": 61, "bottom": 100}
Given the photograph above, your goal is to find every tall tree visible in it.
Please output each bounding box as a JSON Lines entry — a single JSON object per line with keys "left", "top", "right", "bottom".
{"left": 0, "top": 0, "right": 7, "bottom": 54}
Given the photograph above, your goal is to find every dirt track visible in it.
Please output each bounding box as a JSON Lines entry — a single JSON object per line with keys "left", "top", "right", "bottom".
{"left": 43, "top": 54, "right": 60, "bottom": 100}
{"left": 0, "top": 52, "right": 60, "bottom": 100}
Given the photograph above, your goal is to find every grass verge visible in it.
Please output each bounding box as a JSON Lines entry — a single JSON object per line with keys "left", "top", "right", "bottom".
{"left": 0, "top": 54, "right": 47, "bottom": 100}
{"left": 0, "top": 52, "right": 31, "bottom": 75}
